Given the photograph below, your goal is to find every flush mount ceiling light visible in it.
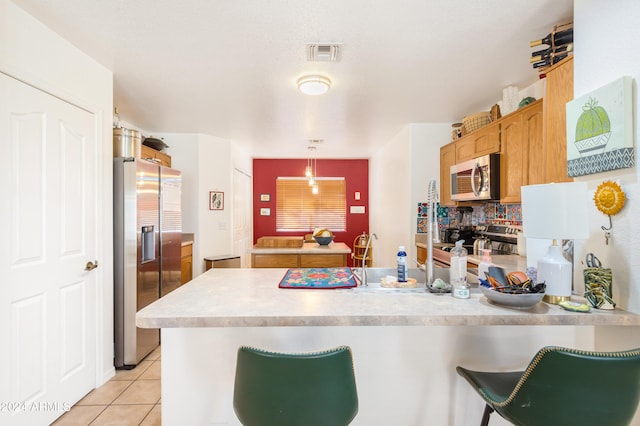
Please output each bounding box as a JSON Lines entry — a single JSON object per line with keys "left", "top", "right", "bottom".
{"left": 297, "top": 75, "right": 331, "bottom": 95}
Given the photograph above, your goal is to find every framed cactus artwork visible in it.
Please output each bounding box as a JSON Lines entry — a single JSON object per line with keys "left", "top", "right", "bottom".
{"left": 566, "top": 76, "right": 633, "bottom": 177}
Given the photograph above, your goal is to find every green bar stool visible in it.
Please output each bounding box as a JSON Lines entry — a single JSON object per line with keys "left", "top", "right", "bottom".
{"left": 233, "top": 345, "right": 359, "bottom": 426}
{"left": 456, "top": 346, "right": 640, "bottom": 426}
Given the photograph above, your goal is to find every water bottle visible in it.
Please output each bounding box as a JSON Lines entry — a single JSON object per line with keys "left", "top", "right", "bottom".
{"left": 397, "top": 246, "right": 407, "bottom": 282}
{"left": 450, "top": 240, "right": 469, "bottom": 299}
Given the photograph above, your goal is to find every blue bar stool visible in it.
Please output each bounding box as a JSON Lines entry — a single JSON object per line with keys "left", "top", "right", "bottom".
{"left": 456, "top": 346, "right": 640, "bottom": 426}
{"left": 233, "top": 345, "right": 358, "bottom": 426}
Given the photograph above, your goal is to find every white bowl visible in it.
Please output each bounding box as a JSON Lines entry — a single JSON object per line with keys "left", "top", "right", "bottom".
{"left": 480, "top": 286, "right": 544, "bottom": 308}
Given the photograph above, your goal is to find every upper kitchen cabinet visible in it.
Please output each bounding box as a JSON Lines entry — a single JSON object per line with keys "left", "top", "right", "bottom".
{"left": 440, "top": 121, "right": 500, "bottom": 207}
{"left": 141, "top": 145, "right": 172, "bottom": 167}
{"left": 454, "top": 121, "right": 500, "bottom": 162}
{"left": 439, "top": 142, "right": 456, "bottom": 206}
{"left": 544, "top": 56, "right": 573, "bottom": 183}
{"left": 500, "top": 99, "right": 544, "bottom": 203}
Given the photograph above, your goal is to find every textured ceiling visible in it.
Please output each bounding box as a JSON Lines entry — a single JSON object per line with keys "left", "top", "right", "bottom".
{"left": 13, "top": 0, "right": 573, "bottom": 158}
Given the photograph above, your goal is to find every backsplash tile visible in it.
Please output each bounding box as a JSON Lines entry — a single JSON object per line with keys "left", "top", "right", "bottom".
{"left": 416, "top": 202, "right": 522, "bottom": 233}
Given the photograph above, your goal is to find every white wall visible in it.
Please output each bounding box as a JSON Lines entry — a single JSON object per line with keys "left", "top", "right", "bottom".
{"left": 574, "top": 0, "right": 640, "bottom": 316}
{"left": 0, "top": 0, "right": 114, "bottom": 384}
{"left": 410, "top": 123, "right": 451, "bottom": 261}
{"left": 370, "top": 126, "right": 412, "bottom": 267}
{"left": 157, "top": 132, "right": 252, "bottom": 276}
{"left": 574, "top": 1, "right": 640, "bottom": 356}
{"left": 370, "top": 123, "right": 450, "bottom": 267}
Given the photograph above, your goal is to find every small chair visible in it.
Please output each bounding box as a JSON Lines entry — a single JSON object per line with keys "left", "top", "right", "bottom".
{"left": 233, "top": 345, "right": 358, "bottom": 426}
{"left": 456, "top": 346, "right": 640, "bottom": 426}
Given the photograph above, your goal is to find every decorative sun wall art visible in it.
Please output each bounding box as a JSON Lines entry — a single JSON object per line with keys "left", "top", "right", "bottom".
{"left": 566, "top": 76, "right": 633, "bottom": 177}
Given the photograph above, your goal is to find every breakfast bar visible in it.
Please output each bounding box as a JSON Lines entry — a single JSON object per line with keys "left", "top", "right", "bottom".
{"left": 137, "top": 268, "right": 640, "bottom": 425}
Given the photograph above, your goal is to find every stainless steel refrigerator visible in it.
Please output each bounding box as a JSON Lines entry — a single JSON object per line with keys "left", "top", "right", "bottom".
{"left": 113, "top": 157, "right": 182, "bottom": 368}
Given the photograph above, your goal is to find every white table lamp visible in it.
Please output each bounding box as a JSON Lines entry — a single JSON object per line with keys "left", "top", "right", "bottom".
{"left": 521, "top": 182, "right": 589, "bottom": 304}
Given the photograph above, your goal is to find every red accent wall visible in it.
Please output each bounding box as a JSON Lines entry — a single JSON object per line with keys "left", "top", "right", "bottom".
{"left": 253, "top": 159, "right": 369, "bottom": 266}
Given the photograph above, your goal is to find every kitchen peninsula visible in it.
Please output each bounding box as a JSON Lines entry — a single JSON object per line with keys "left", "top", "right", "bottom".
{"left": 137, "top": 268, "right": 640, "bottom": 425}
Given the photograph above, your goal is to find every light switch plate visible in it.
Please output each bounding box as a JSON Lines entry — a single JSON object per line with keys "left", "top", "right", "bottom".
{"left": 350, "top": 206, "right": 365, "bottom": 214}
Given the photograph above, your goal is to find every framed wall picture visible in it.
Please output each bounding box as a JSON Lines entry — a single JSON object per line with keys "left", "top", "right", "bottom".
{"left": 209, "top": 191, "right": 224, "bottom": 210}
{"left": 566, "top": 76, "right": 634, "bottom": 177}
{"left": 260, "top": 193, "right": 270, "bottom": 202}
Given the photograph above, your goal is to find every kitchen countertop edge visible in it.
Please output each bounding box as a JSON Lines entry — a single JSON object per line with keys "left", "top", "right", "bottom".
{"left": 136, "top": 268, "right": 640, "bottom": 329}
{"left": 249, "top": 241, "right": 352, "bottom": 254}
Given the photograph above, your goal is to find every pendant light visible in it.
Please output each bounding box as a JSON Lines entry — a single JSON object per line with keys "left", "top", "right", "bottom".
{"left": 311, "top": 148, "right": 319, "bottom": 194}
{"left": 306, "top": 146, "right": 316, "bottom": 185}
{"left": 305, "top": 146, "right": 319, "bottom": 194}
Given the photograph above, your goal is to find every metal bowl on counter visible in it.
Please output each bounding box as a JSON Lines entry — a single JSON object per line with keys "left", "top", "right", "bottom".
{"left": 313, "top": 235, "right": 334, "bottom": 245}
{"left": 480, "top": 286, "right": 544, "bottom": 308}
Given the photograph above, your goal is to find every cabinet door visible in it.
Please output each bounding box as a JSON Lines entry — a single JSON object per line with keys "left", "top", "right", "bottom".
{"left": 500, "top": 112, "right": 526, "bottom": 203}
{"left": 439, "top": 143, "right": 456, "bottom": 206}
{"left": 455, "top": 136, "right": 475, "bottom": 162}
{"left": 181, "top": 244, "right": 193, "bottom": 284}
{"left": 544, "top": 56, "right": 573, "bottom": 183}
{"left": 252, "top": 254, "right": 298, "bottom": 268}
{"left": 155, "top": 150, "right": 172, "bottom": 167}
{"left": 141, "top": 145, "right": 157, "bottom": 162}
{"left": 500, "top": 100, "right": 544, "bottom": 203}
{"left": 416, "top": 245, "right": 426, "bottom": 265}
{"left": 472, "top": 122, "right": 500, "bottom": 157}
{"left": 524, "top": 102, "right": 545, "bottom": 185}
{"left": 300, "top": 254, "right": 346, "bottom": 267}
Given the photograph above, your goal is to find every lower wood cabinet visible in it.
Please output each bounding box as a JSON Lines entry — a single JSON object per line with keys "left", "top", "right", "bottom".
{"left": 252, "top": 254, "right": 299, "bottom": 268}
{"left": 181, "top": 243, "right": 193, "bottom": 285}
{"left": 300, "top": 254, "right": 346, "bottom": 268}
{"left": 251, "top": 253, "right": 347, "bottom": 268}
{"left": 417, "top": 245, "right": 426, "bottom": 266}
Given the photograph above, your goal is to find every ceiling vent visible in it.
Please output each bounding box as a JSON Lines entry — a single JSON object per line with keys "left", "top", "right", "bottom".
{"left": 306, "top": 44, "right": 342, "bottom": 62}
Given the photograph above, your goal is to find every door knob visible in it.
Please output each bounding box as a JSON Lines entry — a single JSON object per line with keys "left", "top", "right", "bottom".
{"left": 85, "top": 260, "right": 99, "bottom": 271}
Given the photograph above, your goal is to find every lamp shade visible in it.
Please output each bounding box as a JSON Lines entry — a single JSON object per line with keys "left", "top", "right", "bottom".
{"left": 521, "top": 182, "right": 589, "bottom": 240}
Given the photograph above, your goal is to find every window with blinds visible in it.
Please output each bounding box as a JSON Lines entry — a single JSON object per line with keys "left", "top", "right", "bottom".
{"left": 276, "top": 177, "right": 346, "bottom": 232}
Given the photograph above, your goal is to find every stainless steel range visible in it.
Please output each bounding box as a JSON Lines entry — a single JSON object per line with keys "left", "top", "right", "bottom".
{"left": 474, "top": 224, "right": 520, "bottom": 255}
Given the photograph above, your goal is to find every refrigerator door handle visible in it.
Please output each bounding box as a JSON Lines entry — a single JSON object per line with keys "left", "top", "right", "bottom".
{"left": 85, "top": 260, "right": 99, "bottom": 271}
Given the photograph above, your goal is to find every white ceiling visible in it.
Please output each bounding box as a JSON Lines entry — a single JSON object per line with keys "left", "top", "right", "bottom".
{"left": 14, "top": 0, "right": 573, "bottom": 158}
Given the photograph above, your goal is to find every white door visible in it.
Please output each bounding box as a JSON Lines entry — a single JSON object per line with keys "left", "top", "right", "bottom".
{"left": 232, "top": 168, "right": 252, "bottom": 267}
{"left": 0, "top": 73, "right": 97, "bottom": 425}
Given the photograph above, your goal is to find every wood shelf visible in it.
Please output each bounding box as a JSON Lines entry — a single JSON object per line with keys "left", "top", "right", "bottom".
{"left": 352, "top": 234, "right": 372, "bottom": 268}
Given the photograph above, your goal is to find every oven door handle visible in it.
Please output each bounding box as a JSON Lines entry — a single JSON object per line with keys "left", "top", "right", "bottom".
{"left": 471, "top": 162, "right": 481, "bottom": 196}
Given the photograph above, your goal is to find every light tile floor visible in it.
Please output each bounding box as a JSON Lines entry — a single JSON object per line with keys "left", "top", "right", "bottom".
{"left": 53, "top": 346, "right": 162, "bottom": 425}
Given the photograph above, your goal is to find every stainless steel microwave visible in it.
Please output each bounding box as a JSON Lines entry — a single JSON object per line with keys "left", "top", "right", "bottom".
{"left": 450, "top": 153, "right": 500, "bottom": 201}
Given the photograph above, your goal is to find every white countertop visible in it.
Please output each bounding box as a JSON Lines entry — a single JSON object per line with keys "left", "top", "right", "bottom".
{"left": 249, "top": 241, "right": 351, "bottom": 254}
{"left": 136, "top": 268, "right": 640, "bottom": 328}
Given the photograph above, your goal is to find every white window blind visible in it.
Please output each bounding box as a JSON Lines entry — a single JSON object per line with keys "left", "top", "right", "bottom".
{"left": 276, "top": 177, "right": 346, "bottom": 232}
